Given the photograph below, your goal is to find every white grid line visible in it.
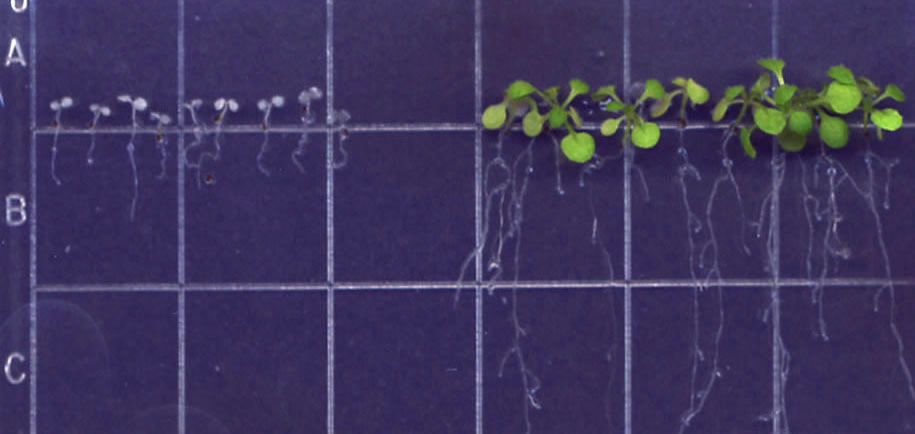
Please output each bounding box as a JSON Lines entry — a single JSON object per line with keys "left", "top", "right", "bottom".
{"left": 32, "top": 122, "right": 473, "bottom": 135}
{"left": 177, "top": 273, "right": 186, "bottom": 434}
{"left": 325, "top": 0, "right": 336, "bottom": 432}
{"left": 621, "top": 0, "right": 633, "bottom": 432}
{"left": 34, "top": 120, "right": 915, "bottom": 136}
{"left": 29, "top": 1, "right": 38, "bottom": 434}
{"left": 770, "top": 1, "right": 783, "bottom": 433}
{"left": 31, "top": 278, "right": 915, "bottom": 293}
{"left": 176, "top": 3, "right": 187, "bottom": 287}
{"left": 473, "top": 0, "right": 484, "bottom": 433}
{"left": 176, "top": 0, "right": 187, "bottom": 433}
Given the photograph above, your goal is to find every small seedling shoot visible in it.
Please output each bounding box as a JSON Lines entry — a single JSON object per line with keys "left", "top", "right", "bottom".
{"left": 86, "top": 103, "right": 111, "bottom": 166}
{"left": 117, "top": 94, "right": 148, "bottom": 221}
{"left": 330, "top": 108, "right": 351, "bottom": 169}
{"left": 149, "top": 111, "right": 172, "bottom": 180}
{"left": 182, "top": 98, "right": 209, "bottom": 187}
{"left": 256, "top": 95, "right": 285, "bottom": 176}
{"left": 293, "top": 86, "right": 323, "bottom": 173}
{"left": 199, "top": 97, "right": 239, "bottom": 185}
{"left": 49, "top": 96, "right": 74, "bottom": 185}
{"left": 213, "top": 97, "right": 239, "bottom": 125}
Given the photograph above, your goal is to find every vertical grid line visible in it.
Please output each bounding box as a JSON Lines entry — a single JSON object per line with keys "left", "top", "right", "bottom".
{"left": 770, "top": 1, "right": 782, "bottom": 433}
{"left": 176, "top": 3, "right": 186, "bottom": 284}
{"left": 29, "top": 1, "right": 38, "bottom": 433}
{"left": 473, "top": 0, "right": 484, "bottom": 432}
{"left": 621, "top": 0, "right": 632, "bottom": 433}
{"left": 176, "top": 0, "right": 187, "bottom": 433}
{"left": 28, "top": 4, "right": 37, "bottom": 289}
{"left": 325, "top": 0, "right": 336, "bottom": 432}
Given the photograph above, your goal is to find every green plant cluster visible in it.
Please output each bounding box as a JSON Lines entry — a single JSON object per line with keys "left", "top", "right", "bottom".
{"left": 715, "top": 59, "right": 905, "bottom": 158}
{"left": 482, "top": 78, "right": 597, "bottom": 163}
{"left": 482, "top": 59, "right": 905, "bottom": 163}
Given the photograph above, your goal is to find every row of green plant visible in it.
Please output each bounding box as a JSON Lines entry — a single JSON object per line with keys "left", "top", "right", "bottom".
{"left": 481, "top": 59, "right": 905, "bottom": 163}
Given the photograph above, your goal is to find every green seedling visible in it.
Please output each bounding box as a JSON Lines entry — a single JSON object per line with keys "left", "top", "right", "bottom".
{"left": 649, "top": 77, "right": 710, "bottom": 125}
{"left": 482, "top": 79, "right": 595, "bottom": 163}
{"left": 713, "top": 59, "right": 905, "bottom": 158}
{"left": 592, "top": 80, "right": 667, "bottom": 150}
{"left": 857, "top": 79, "right": 906, "bottom": 140}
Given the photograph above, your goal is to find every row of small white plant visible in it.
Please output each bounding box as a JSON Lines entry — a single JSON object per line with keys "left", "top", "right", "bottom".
{"left": 48, "top": 87, "right": 350, "bottom": 219}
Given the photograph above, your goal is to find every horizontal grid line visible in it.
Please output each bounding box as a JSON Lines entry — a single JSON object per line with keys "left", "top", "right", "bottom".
{"left": 32, "top": 121, "right": 915, "bottom": 136}
{"left": 33, "top": 122, "right": 474, "bottom": 135}
{"left": 34, "top": 277, "right": 915, "bottom": 293}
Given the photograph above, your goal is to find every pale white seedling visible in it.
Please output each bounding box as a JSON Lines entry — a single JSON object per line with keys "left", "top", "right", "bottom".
{"left": 86, "top": 103, "right": 112, "bottom": 166}
{"left": 49, "top": 96, "right": 75, "bottom": 185}
{"left": 256, "top": 95, "right": 285, "bottom": 176}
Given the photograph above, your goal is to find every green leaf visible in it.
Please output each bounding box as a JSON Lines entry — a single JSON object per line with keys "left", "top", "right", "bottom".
{"left": 568, "top": 106, "right": 584, "bottom": 129}
{"left": 672, "top": 77, "right": 687, "bottom": 87}
{"left": 506, "top": 80, "right": 537, "bottom": 100}
{"left": 604, "top": 101, "right": 625, "bottom": 112}
{"left": 882, "top": 84, "right": 906, "bottom": 102}
{"left": 724, "top": 85, "right": 745, "bottom": 101}
{"left": 592, "top": 85, "right": 619, "bottom": 102}
{"left": 712, "top": 98, "right": 731, "bottom": 122}
{"left": 818, "top": 114, "right": 849, "bottom": 149}
{"left": 650, "top": 93, "right": 674, "bottom": 118}
{"left": 600, "top": 117, "right": 623, "bottom": 136}
{"left": 751, "top": 73, "right": 771, "bottom": 95}
{"left": 774, "top": 84, "right": 797, "bottom": 106}
{"left": 563, "top": 79, "right": 591, "bottom": 108}
{"left": 826, "top": 65, "right": 855, "bottom": 85}
{"left": 569, "top": 78, "right": 590, "bottom": 95}
{"left": 871, "top": 108, "right": 903, "bottom": 131}
{"left": 543, "top": 86, "right": 560, "bottom": 102}
{"left": 631, "top": 122, "right": 661, "bottom": 149}
{"left": 639, "top": 79, "right": 666, "bottom": 103}
{"left": 758, "top": 58, "right": 786, "bottom": 84}
{"left": 686, "top": 79, "right": 710, "bottom": 105}
{"left": 788, "top": 110, "right": 813, "bottom": 135}
{"left": 739, "top": 126, "right": 757, "bottom": 159}
{"left": 548, "top": 107, "right": 567, "bottom": 129}
{"left": 482, "top": 104, "right": 507, "bottom": 129}
{"left": 753, "top": 106, "right": 787, "bottom": 135}
{"left": 777, "top": 129, "right": 807, "bottom": 152}
{"left": 561, "top": 132, "right": 595, "bottom": 163}
{"left": 522, "top": 111, "right": 543, "bottom": 137}
{"left": 857, "top": 77, "right": 880, "bottom": 95}
{"left": 824, "top": 82, "right": 862, "bottom": 114}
